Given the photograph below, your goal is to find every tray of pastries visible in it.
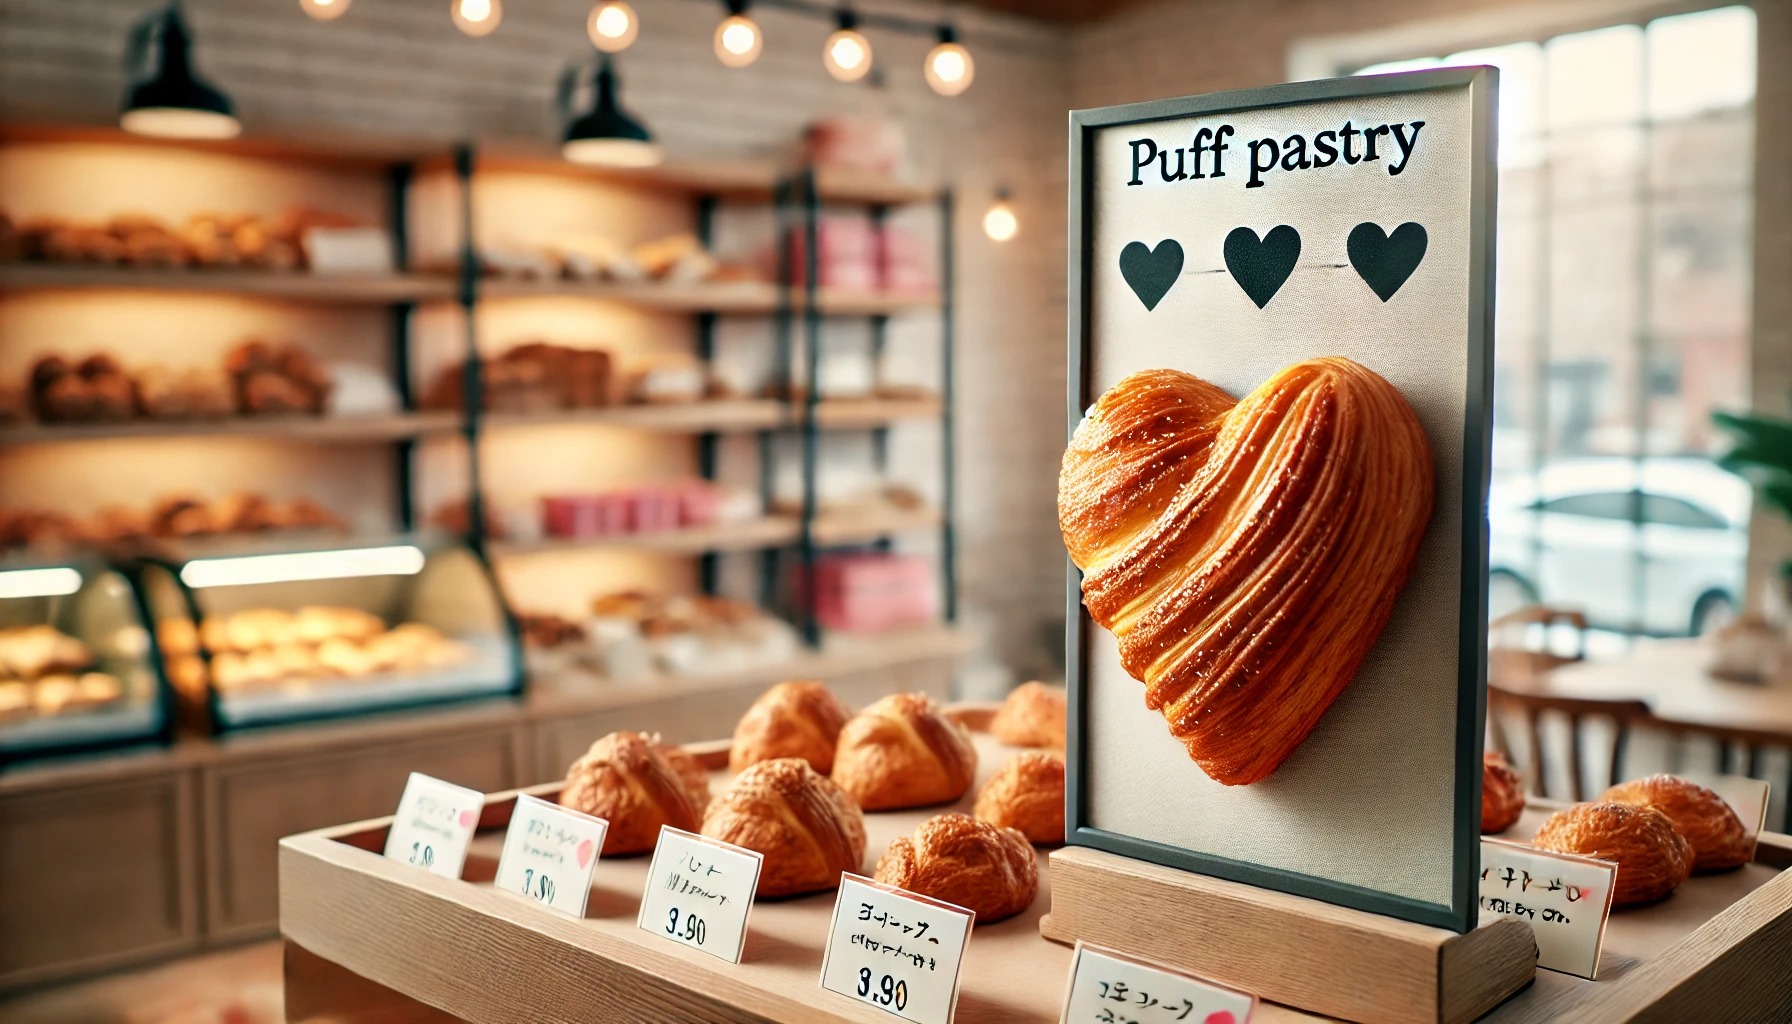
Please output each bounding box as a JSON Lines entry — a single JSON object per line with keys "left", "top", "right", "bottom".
{"left": 0, "top": 624, "right": 126, "bottom": 723}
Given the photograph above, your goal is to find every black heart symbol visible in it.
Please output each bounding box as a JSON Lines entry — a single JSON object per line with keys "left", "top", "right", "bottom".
{"left": 1348, "top": 222, "right": 1428, "bottom": 302}
{"left": 1223, "top": 226, "right": 1301, "bottom": 309}
{"left": 1119, "top": 239, "right": 1184, "bottom": 312}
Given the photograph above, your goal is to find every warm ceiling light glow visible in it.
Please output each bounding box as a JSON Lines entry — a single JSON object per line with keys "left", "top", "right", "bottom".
{"left": 714, "top": 13, "right": 763, "bottom": 67}
{"left": 984, "top": 194, "right": 1017, "bottom": 241}
{"left": 562, "top": 137, "right": 664, "bottom": 167}
{"left": 561, "top": 56, "right": 663, "bottom": 168}
{"left": 588, "top": 1, "right": 638, "bottom": 52}
{"left": 300, "top": 0, "right": 351, "bottom": 20}
{"left": 925, "top": 32, "right": 974, "bottom": 96}
{"left": 824, "top": 28, "right": 872, "bottom": 82}
{"left": 452, "top": 0, "right": 501, "bottom": 36}
{"left": 180, "top": 545, "right": 427, "bottom": 589}
{"left": 121, "top": 107, "right": 242, "bottom": 139}
{"left": 0, "top": 567, "right": 83, "bottom": 600}
{"left": 121, "top": 4, "right": 241, "bottom": 140}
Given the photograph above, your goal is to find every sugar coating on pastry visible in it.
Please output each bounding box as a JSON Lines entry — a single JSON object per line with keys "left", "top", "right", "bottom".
{"left": 1603, "top": 774, "right": 1750, "bottom": 872}
{"left": 702, "top": 757, "right": 866, "bottom": 898}
{"left": 1058, "top": 359, "right": 1434, "bottom": 786}
{"left": 989, "top": 681, "right": 1066, "bottom": 749}
{"left": 1533, "top": 801, "right": 1693, "bottom": 907}
{"left": 730, "top": 680, "right": 851, "bottom": 774}
{"left": 1481, "top": 751, "right": 1525, "bottom": 835}
{"left": 974, "top": 751, "right": 1065, "bottom": 846}
{"left": 875, "top": 813, "right": 1039, "bottom": 922}
{"left": 561, "top": 731, "right": 701, "bottom": 856}
{"left": 832, "top": 692, "right": 977, "bottom": 811}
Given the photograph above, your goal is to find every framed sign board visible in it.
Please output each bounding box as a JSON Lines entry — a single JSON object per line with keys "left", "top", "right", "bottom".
{"left": 1062, "top": 67, "right": 1496, "bottom": 933}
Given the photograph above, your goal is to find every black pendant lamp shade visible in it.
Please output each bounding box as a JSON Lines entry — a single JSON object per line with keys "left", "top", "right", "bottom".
{"left": 559, "top": 55, "right": 662, "bottom": 167}
{"left": 121, "top": 3, "right": 241, "bottom": 139}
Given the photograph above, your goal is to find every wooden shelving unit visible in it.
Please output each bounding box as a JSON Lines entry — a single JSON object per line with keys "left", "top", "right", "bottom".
{"left": 0, "top": 263, "right": 456, "bottom": 303}
{"left": 490, "top": 516, "right": 802, "bottom": 558}
{"left": 0, "top": 411, "right": 460, "bottom": 445}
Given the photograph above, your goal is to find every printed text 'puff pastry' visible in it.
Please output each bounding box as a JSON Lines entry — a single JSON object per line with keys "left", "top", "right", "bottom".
{"left": 1059, "top": 357, "right": 1434, "bottom": 785}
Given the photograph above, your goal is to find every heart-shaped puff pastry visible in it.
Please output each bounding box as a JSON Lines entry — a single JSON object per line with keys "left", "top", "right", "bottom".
{"left": 1059, "top": 357, "right": 1433, "bottom": 785}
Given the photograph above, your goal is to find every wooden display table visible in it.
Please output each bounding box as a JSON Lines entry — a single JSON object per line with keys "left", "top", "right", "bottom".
{"left": 279, "top": 722, "right": 1792, "bottom": 1024}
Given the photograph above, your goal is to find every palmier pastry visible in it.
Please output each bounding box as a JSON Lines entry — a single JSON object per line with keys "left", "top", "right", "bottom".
{"left": 655, "top": 741, "right": 711, "bottom": 816}
{"left": 1481, "top": 751, "right": 1525, "bottom": 834}
{"left": 702, "top": 757, "right": 865, "bottom": 897}
{"left": 1603, "top": 775, "right": 1750, "bottom": 872}
{"left": 1058, "top": 359, "right": 1434, "bottom": 785}
{"left": 989, "top": 681, "right": 1066, "bottom": 748}
{"left": 832, "top": 692, "right": 977, "bottom": 811}
{"left": 730, "top": 680, "right": 852, "bottom": 773}
{"left": 875, "top": 814, "right": 1038, "bottom": 922}
{"left": 560, "top": 731, "right": 702, "bottom": 856}
{"left": 974, "top": 751, "right": 1065, "bottom": 845}
{"left": 1533, "top": 802, "right": 1693, "bottom": 907}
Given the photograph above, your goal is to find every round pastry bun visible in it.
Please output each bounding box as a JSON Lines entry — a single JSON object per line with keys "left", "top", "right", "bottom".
{"left": 832, "top": 692, "right": 977, "bottom": 811}
{"left": 974, "top": 751, "right": 1065, "bottom": 845}
{"left": 989, "top": 681, "right": 1066, "bottom": 749}
{"left": 875, "top": 813, "right": 1038, "bottom": 922}
{"left": 560, "top": 731, "right": 702, "bottom": 856}
{"left": 1602, "top": 774, "right": 1750, "bottom": 872}
{"left": 703, "top": 757, "right": 866, "bottom": 898}
{"left": 1481, "top": 751, "right": 1525, "bottom": 835}
{"left": 1533, "top": 801, "right": 1693, "bottom": 907}
{"left": 729, "top": 680, "right": 851, "bottom": 774}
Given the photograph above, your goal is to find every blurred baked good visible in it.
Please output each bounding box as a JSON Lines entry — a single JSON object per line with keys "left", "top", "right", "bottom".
{"left": 1482, "top": 751, "right": 1526, "bottom": 835}
{"left": 228, "top": 341, "right": 331, "bottom": 415}
{"left": 0, "top": 624, "right": 95, "bottom": 680}
{"left": 422, "top": 341, "right": 613, "bottom": 414}
{"left": 874, "top": 813, "right": 1038, "bottom": 922}
{"left": 832, "top": 692, "right": 977, "bottom": 811}
{"left": 989, "top": 681, "right": 1066, "bottom": 748}
{"left": 730, "top": 680, "right": 852, "bottom": 774}
{"left": 1603, "top": 775, "right": 1751, "bottom": 872}
{"left": 974, "top": 751, "right": 1065, "bottom": 845}
{"left": 702, "top": 757, "right": 866, "bottom": 897}
{"left": 1533, "top": 802, "right": 1693, "bottom": 907}
{"left": 561, "top": 731, "right": 702, "bottom": 855}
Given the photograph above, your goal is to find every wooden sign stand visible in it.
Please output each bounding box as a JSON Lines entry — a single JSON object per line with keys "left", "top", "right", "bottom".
{"left": 1040, "top": 847, "right": 1537, "bottom": 1024}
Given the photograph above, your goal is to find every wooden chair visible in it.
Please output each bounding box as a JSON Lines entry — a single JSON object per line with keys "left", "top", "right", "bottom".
{"left": 1488, "top": 606, "right": 1588, "bottom": 687}
{"left": 1486, "top": 683, "right": 1651, "bottom": 802}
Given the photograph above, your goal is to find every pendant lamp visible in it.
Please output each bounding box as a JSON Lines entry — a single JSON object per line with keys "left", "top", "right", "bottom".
{"left": 559, "top": 56, "right": 662, "bottom": 168}
{"left": 121, "top": 3, "right": 241, "bottom": 139}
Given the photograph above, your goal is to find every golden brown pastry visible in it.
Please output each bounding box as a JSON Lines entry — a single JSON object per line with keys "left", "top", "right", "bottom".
{"left": 730, "top": 680, "right": 852, "bottom": 774}
{"left": 1603, "top": 775, "right": 1750, "bottom": 872}
{"left": 989, "top": 681, "right": 1066, "bottom": 748}
{"left": 1533, "top": 802, "right": 1693, "bottom": 907}
{"left": 832, "top": 692, "right": 977, "bottom": 811}
{"left": 561, "top": 731, "right": 702, "bottom": 855}
{"left": 974, "top": 751, "right": 1065, "bottom": 845}
{"left": 875, "top": 813, "right": 1038, "bottom": 922}
{"left": 655, "top": 741, "right": 710, "bottom": 816}
{"left": 1058, "top": 359, "right": 1434, "bottom": 786}
{"left": 1482, "top": 751, "right": 1525, "bottom": 834}
{"left": 702, "top": 757, "right": 866, "bottom": 897}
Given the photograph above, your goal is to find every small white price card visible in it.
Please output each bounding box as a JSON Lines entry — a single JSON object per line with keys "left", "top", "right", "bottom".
{"left": 1480, "top": 838, "right": 1618, "bottom": 980}
{"left": 494, "top": 793, "right": 609, "bottom": 917}
{"left": 1060, "top": 942, "right": 1254, "bottom": 1024}
{"left": 637, "top": 825, "right": 764, "bottom": 962}
{"left": 819, "top": 874, "right": 974, "bottom": 1024}
{"left": 382, "top": 772, "right": 484, "bottom": 880}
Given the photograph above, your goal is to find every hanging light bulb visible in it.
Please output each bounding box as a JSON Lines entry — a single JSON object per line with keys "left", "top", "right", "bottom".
{"left": 452, "top": 0, "right": 501, "bottom": 37}
{"left": 560, "top": 56, "right": 663, "bottom": 168}
{"left": 984, "top": 189, "right": 1017, "bottom": 242}
{"left": 299, "top": 0, "right": 351, "bottom": 21}
{"left": 713, "top": 0, "right": 762, "bottom": 68}
{"left": 925, "top": 26, "right": 974, "bottom": 96}
{"left": 120, "top": 4, "right": 241, "bottom": 140}
{"left": 588, "top": 1, "right": 638, "bottom": 53}
{"left": 823, "top": 10, "right": 872, "bottom": 83}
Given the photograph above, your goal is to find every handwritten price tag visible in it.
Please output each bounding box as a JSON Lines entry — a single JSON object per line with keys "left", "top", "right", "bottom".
{"left": 819, "top": 874, "right": 974, "bottom": 1024}
{"left": 382, "top": 772, "right": 483, "bottom": 880}
{"left": 1480, "top": 838, "right": 1617, "bottom": 979}
{"left": 637, "top": 826, "right": 764, "bottom": 963}
{"left": 494, "top": 793, "right": 609, "bottom": 917}
{"left": 1060, "top": 943, "right": 1254, "bottom": 1024}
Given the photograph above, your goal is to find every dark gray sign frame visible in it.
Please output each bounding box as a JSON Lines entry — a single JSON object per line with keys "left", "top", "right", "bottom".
{"left": 1064, "top": 66, "right": 1498, "bottom": 935}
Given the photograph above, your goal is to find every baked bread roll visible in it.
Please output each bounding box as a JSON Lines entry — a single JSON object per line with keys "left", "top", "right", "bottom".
{"left": 974, "top": 751, "right": 1065, "bottom": 845}
{"left": 656, "top": 741, "right": 711, "bottom": 816}
{"left": 1058, "top": 359, "right": 1434, "bottom": 786}
{"left": 875, "top": 813, "right": 1038, "bottom": 922}
{"left": 1603, "top": 775, "right": 1750, "bottom": 872}
{"left": 702, "top": 757, "right": 865, "bottom": 897}
{"left": 1533, "top": 802, "right": 1693, "bottom": 907}
{"left": 560, "top": 731, "right": 702, "bottom": 855}
{"left": 990, "top": 681, "right": 1066, "bottom": 748}
{"left": 730, "top": 680, "right": 852, "bottom": 773}
{"left": 1481, "top": 751, "right": 1525, "bottom": 834}
{"left": 832, "top": 693, "right": 977, "bottom": 811}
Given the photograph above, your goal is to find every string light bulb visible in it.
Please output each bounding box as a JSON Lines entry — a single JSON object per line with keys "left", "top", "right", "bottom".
{"left": 452, "top": 0, "right": 501, "bottom": 37}
{"left": 925, "top": 26, "right": 973, "bottom": 96}
{"left": 299, "top": 0, "right": 351, "bottom": 21}
{"left": 588, "top": 1, "right": 638, "bottom": 52}
{"left": 984, "top": 189, "right": 1017, "bottom": 242}
{"left": 823, "top": 10, "right": 872, "bottom": 83}
{"left": 713, "top": 0, "right": 762, "bottom": 68}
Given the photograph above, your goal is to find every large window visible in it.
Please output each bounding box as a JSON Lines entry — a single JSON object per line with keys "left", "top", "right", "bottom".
{"left": 1357, "top": 6, "right": 1756, "bottom": 640}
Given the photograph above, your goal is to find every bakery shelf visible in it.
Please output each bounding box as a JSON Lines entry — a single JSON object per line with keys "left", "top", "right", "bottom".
{"left": 0, "top": 412, "right": 461, "bottom": 445}
{"left": 0, "top": 263, "right": 457, "bottom": 302}
{"left": 810, "top": 505, "right": 942, "bottom": 546}
{"left": 454, "top": 148, "right": 938, "bottom": 206}
{"left": 489, "top": 516, "right": 803, "bottom": 558}
{"left": 812, "top": 396, "right": 944, "bottom": 429}
{"left": 481, "top": 400, "right": 786, "bottom": 434}
{"left": 476, "top": 277, "right": 940, "bottom": 316}
{"left": 814, "top": 288, "right": 942, "bottom": 315}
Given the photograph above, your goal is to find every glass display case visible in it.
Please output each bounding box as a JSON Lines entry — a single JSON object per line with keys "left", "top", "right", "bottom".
{"left": 0, "top": 556, "right": 172, "bottom": 761}
{"left": 139, "top": 533, "right": 522, "bottom": 732}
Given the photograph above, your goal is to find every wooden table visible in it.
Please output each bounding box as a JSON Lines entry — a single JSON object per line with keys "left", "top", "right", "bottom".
{"left": 1530, "top": 640, "right": 1792, "bottom": 740}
